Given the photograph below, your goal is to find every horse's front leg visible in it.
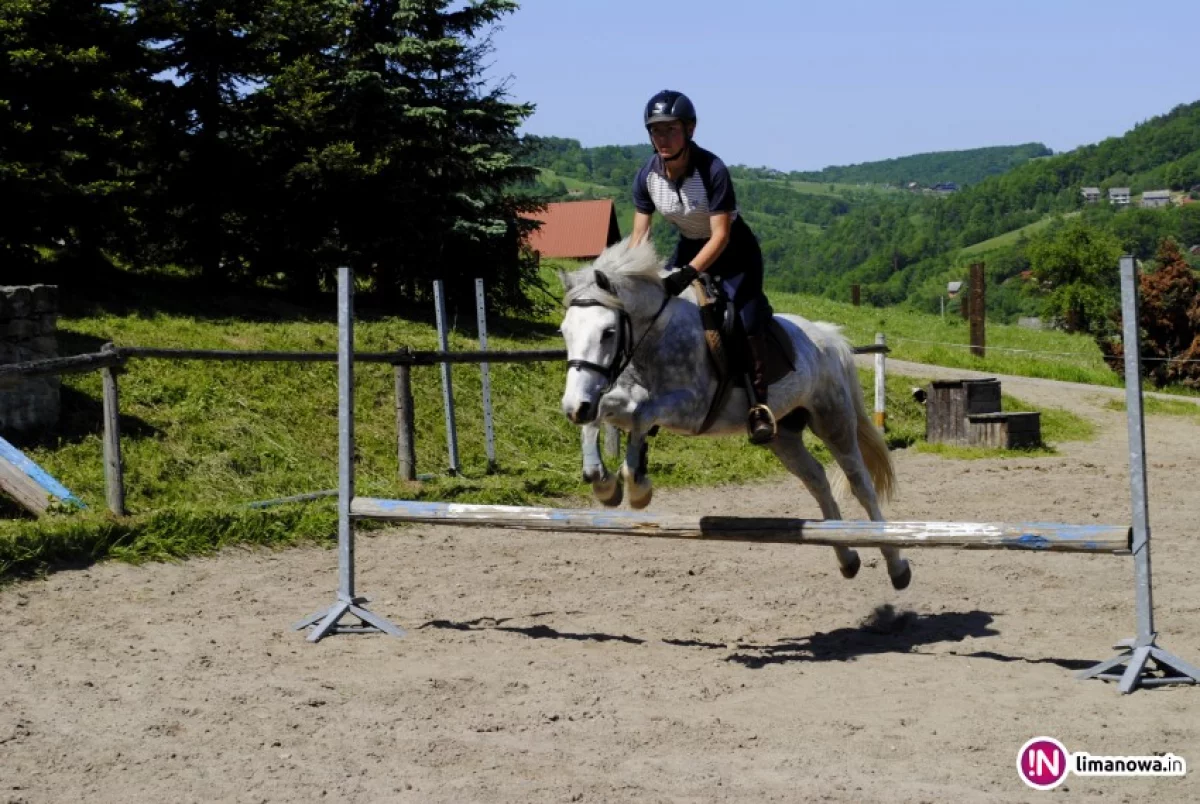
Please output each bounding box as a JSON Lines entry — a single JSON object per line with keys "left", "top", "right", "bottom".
{"left": 581, "top": 422, "right": 622, "bottom": 507}
{"left": 620, "top": 390, "right": 707, "bottom": 510}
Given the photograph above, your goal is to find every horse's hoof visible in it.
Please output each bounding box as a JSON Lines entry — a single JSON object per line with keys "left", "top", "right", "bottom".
{"left": 629, "top": 484, "right": 653, "bottom": 510}
{"left": 593, "top": 476, "right": 623, "bottom": 507}
{"left": 839, "top": 552, "right": 861, "bottom": 579}
{"left": 890, "top": 561, "right": 912, "bottom": 591}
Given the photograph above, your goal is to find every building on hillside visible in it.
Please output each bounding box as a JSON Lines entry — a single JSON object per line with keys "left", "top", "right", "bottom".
{"left": 930, "top": 182, "right": 959, "bottom": 194}
{"left": 1108, "top": 187, "right": 1131, "bottom": 206}
{"left": 1190, "top": 245, "right": 1200, "bottom": 256}
{"left": 524, "top": 199, "right": 621, "bottom": 260}
{"left": 1140, "top": 190, "right": 1172, "bottom": 209}
{"left": 1081, "top": 187, "right": 1101, "bottom": 203}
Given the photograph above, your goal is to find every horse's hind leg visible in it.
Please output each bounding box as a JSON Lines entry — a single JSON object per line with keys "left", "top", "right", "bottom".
{"left": 769, "top": 427, "right": 861, "bottom": 579}
{"left": 815, "top": 413, "right": 911, "bottom": 590}
{"left": 581, "top": 423, "right": 622, "bottom": 507}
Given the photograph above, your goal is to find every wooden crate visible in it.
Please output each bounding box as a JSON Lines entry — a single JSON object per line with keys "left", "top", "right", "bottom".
{"left": 967, "top": 412, "right": 1042, "bottom": 449}
{"left": 925, "top": 379, "right": 1001, "bottom": 445}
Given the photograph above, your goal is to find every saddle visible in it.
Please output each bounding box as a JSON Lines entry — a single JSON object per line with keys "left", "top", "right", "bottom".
{"left": 691, "top": 275, "right": 795, "bottom": 434}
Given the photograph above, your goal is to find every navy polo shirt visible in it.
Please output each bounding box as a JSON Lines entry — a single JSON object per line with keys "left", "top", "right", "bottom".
{"left": 632, "top": 144, "right": 740, "bottom": 240}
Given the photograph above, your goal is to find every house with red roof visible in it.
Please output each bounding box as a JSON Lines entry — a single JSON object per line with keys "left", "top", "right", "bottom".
{"left": 525, "top": 200, "right": 621, "bottom": 260}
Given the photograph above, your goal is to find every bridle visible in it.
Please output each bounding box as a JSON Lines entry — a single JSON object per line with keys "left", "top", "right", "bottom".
{"left": 566, "top": 293, "right": 671, "bottom": 394}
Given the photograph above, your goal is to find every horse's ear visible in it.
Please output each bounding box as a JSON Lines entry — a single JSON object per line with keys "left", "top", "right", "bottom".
{"left": 557, "top": 270, "right": 571, "bottom": 292}
{"left": 593, "top": 270, "right": 613, "bottom": 295}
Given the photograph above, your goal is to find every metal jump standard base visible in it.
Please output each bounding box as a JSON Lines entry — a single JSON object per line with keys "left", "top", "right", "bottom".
{"left": 1074, "top": 256, "right": 1200, "bottom": 692}
{"left": 293, "top": 268, "right": 404, "bottom": 642}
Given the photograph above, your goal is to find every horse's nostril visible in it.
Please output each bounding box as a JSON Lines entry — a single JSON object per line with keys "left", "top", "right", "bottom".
{"left": 576, "top": 400, "right": 592, "bottom": 421}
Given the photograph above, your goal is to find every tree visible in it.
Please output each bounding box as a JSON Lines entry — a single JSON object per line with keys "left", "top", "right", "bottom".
{"left": 1098, "top": 239, "right": 1200, "bottom": 388}
{"left": 0, "top": 0, "right": 148, "bottom": 279}
{"left": 1027, "top": 218, "right": 1123, "bottom": 333}
{"left": 315, "top": 0, "right": 540, "bottom": 309}
{"left": 132, "top": 0, "right": 288, "bottom": 285}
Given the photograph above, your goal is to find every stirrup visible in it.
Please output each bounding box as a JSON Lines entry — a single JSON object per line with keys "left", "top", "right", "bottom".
{"left": 747, "top": 404, "right": 777, "bottom": 445}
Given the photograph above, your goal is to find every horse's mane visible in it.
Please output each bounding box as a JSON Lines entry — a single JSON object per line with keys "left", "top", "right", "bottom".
{"left": 562, "top": 237, "right": 664, "bottom": 310}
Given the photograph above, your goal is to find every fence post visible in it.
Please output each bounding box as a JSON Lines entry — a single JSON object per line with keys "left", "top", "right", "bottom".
{"left": 475, "top": 278, "right": 497, "bottom": 473}
{"left": 432, "top": 279, "right": 460, "bottom": 476}
{"left": 969, "top": 262, "right": 986, "bottom": 358}
{"left": 873, "top": 333, "right": 886, "bottom": 430}
{"left": 394, "top": 352, "right": 416, "bottom": 481}
{"left": 851, "top": 284, "right": 861, "bottom": 307}
{"left": 100, "top": 343, "right": 126, "bottom": 515}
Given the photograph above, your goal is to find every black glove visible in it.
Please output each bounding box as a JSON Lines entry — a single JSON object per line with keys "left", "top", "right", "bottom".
{"left": 663, "top": 264, "right": 699, "bottom": 296}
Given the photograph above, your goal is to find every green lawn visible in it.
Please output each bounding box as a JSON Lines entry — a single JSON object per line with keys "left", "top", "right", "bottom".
{"left": 1, "top": 277, "right": 1103, "bottom": 582}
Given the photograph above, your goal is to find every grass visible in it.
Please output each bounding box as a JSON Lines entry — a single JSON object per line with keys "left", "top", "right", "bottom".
{"left": 765, "top": 289, "right": 1142, "bottom": 388}
{"left": 957, "top": 214, "right": 1063, "bottom": 256}
{"left": 1, "top": 275, "right": 1102, "bottom": 582}
{"left": 913, "top": 393, "right": 1096, "bottom": 460}
{"left": 1104, "top": 396, "right": 1200, "bottom": 421}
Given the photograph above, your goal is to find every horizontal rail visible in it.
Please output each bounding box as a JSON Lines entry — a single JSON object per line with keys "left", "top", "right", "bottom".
{"left": 116, "top": 346, "right": 569, "bottom": 366}
{"left": 0, "top": 351, "right": 124, "bottom": 380}
{"left": 1, "top": 343, "right": 888, "bottom": 378}
{"left": 351, "top": 498, "right": 1132, "bottom": 554}
{"left": 245, "top": 489, "right": 338, "bottom": 509}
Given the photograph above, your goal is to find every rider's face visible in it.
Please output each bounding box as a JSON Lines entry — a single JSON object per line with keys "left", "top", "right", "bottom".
{"left": 649, "top": 120, "right": 687, "bottom": 154}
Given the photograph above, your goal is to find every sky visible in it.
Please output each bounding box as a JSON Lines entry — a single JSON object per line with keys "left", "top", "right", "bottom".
{"left": 486, "top": 0, "right": 1200, "bottom": 172}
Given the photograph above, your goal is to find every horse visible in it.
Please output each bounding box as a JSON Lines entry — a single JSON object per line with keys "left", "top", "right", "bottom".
{"left": 558, "top": 238, "right": 911, "bottom": 590}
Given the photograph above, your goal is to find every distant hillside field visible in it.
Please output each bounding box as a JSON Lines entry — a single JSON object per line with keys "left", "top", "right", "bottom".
{"left": 785, "top": 143, "right": 1054, "bottom": 187}
{"left": 520, "top": 99, "right": 1200, "bottom": 319}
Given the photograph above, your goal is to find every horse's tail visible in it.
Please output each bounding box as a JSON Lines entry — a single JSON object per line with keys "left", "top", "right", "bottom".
{"left": 823, "top": 327, "right": 896, "bottom": 503}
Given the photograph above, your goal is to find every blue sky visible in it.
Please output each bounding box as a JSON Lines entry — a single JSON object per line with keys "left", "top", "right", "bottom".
{"left": 487, "top": 0, "right": 1200, "bottom": 171}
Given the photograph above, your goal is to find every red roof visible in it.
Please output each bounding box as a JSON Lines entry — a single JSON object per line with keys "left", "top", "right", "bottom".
{"left": 524, "top": 200, "right": 621, "bottom": 259}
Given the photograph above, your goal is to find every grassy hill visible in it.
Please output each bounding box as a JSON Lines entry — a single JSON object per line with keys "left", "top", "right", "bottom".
{"left": 524, "top": 100, "right": 1200, "bottom": 319}
{"left": 780, "top": 143, "right": 1054, "bottom": 187}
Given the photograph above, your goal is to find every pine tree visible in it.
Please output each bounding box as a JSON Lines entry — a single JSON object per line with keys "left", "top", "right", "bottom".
{"left": 0, "top": 0, "right": 148, "bottom": 279}
{"left": 325, "top": 0, "right": 540, "bottom": 309}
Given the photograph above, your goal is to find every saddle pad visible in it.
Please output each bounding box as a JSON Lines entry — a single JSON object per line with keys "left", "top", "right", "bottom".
{"left": 690, "top": 279, "right": 796, "bottom": 387}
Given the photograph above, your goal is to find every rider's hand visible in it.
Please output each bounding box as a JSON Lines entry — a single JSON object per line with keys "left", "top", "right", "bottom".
{"left": 662, "top": 264, "right": 699, "bottom": 296}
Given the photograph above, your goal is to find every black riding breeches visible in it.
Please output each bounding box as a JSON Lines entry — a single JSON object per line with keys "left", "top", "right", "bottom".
{"left": 670, "top": 216, "right": 769, "bottom": 335}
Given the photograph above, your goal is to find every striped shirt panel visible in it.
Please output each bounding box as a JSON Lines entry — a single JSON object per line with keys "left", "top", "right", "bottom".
{"left": 632, "top": 145, "right": 739, "bottom": 241}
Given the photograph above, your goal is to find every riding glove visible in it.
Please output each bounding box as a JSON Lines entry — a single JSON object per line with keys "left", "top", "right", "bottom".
{"left": 663, "top": 264, "right": 699, "bottom": 296}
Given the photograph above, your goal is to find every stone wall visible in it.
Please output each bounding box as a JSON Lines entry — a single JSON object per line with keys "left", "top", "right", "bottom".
{"left": 0, "top": 285, "right": 60, "bottom": 435}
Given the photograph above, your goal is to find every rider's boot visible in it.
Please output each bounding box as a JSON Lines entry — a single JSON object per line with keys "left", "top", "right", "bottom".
{"left": 745, "top": 333, "right": 776, "bottom": 445}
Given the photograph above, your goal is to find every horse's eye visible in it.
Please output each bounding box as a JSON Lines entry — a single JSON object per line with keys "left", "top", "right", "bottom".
{"left": 601, "top": 327, "right": 616, "bottom": 340}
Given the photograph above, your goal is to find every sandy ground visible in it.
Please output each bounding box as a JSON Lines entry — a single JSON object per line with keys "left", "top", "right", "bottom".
{"left": 4, "top": 364, "right": 1200, "bottom": 803}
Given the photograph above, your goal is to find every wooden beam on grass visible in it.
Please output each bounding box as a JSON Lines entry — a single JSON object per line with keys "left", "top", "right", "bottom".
{"left": 0, "top": 435, "right": 85, "bottom": 516}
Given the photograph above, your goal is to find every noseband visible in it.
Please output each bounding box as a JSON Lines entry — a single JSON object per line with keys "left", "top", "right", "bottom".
{"left": 566, "top": 293, "right": 670, "bottom": 394}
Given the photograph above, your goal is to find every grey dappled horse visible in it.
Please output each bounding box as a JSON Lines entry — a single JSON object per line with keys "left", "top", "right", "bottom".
{"left": 558, "top": 238, "right": 910, "bottom": 589}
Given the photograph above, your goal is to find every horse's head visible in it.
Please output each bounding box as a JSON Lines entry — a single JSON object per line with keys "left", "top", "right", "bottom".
{"left": 559, "top": 269, "right": 630, "bottom": 424}
{"left": 559, "top": 238, "right": 667, "bottom": 424}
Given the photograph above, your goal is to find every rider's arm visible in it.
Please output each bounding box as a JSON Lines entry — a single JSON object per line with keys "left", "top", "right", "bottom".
{"left": 630, "top": 161, "right": 656, "bottom": 247}
{"left": 687, "top": 212, "right": 731, "bottom": 273}
{"left": 631, "top": 211, "right": 653, "bottom": 247}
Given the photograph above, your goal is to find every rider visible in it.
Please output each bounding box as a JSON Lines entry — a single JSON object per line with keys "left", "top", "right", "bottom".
{"left": 629, "top": 89, "right": 776, "bottom": 445}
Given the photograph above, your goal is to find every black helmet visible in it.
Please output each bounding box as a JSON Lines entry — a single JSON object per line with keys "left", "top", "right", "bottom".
{"left": 644, "top": 90, "right": 697, "bottom": 128}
